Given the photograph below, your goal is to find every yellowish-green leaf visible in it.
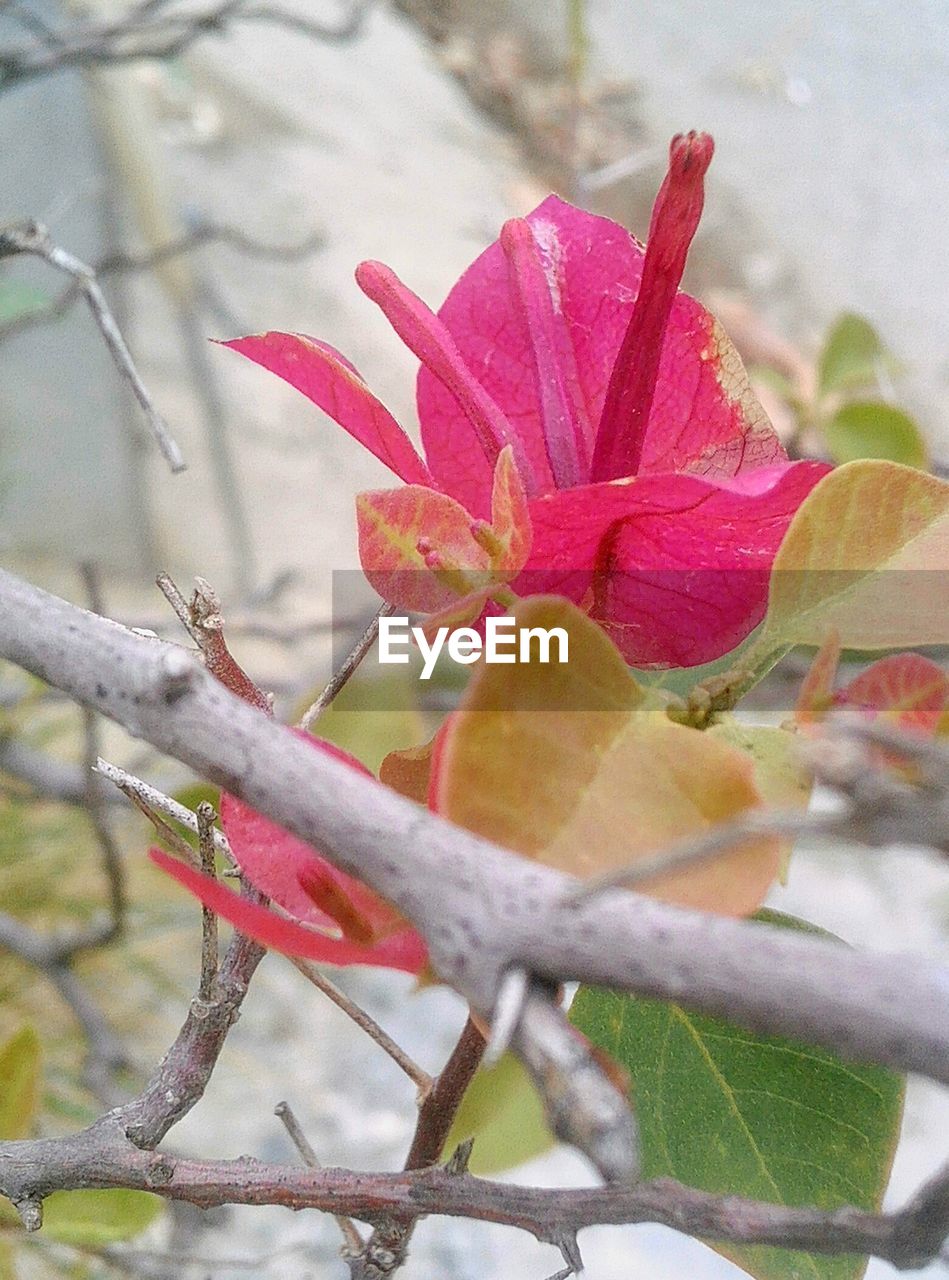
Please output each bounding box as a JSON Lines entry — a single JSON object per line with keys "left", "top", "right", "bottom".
{"left": 817, "top": 313, "right": 896, "bottom": 398}
{"left": 432, "top": 597, "right": 781, "bottom": 916}
{"left": 38, "top": 1189, "right": 162, "bottom": 1246}
{"left": 708, "top": 720, "right": 811, "bottom": 814}
{"left": 442, "top": 1052, "right": 553, "bottom": 1174}
{"left": 750, "top": 461, "right": 949, "bottom": 668}
{"left": 0, "top": 1238, "right": 16, "bottom": 1280}
{"left": 570, "top": 910, "right": 904, "bottom": 1280}
{"left": 0, "top": 1025, "right": 40, "bottom": 1140}
{"left": 708, "top": 719, "right": 812, "bottom": 882}
{"left": 823, "top": 401, "right": 928, "bottom": 469}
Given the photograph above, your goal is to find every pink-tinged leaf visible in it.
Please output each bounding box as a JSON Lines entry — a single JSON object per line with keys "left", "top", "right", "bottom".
{"left": 591, "top": 132, "right": 714, "bottom": 482}
{"left": 356, "top": 484, "right": 491, "bottom": 613}
{"left": 150, "top": 849, "right": 427, "bottom": 973}
{"left": 221, "top": 332, "right": 432, "bottom": 485}
{"left": 221, "top": 731, "right": 407, "bottom": 945}
{"left": 487, "top": 445, "right": 532, "bottom": 574}
{"left": 835, "top": 654, "right": 949, "bottom": 734}
{"left": 430, "top": 596, "right": 780, "bottom": 916}
{"left": 519, "top": 460, "right": 830, "bottom": 667}
{"left": 794, "top": 630, "right": 842, "bottom": 725}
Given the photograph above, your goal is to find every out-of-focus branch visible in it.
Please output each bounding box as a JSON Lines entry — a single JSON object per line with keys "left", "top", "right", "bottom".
{"left": 0, "top": 221, "right": 325, "bottom": 343}
{"left": 0, "top": 220, "right": 185, "bottom": 471}
{"left": 0, "top": 0, "right": 372, "bottom": 91}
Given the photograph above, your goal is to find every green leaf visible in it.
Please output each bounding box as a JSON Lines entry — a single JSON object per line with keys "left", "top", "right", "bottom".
{"left": 0, "top": 281, "right": 49, "bottom": 327}
{"left": 570, "top": 911, "right": 904, "bottom": 1280}
{"left": 0, "top": 1025, "right": 40, "bottom": 1140}
{"left": 0, "top": 1238, "right": 16, "bottom": 1280}
{"left": 823, "top": 401, "right": 928, "bottom": 469}
{"left": 38, "top": 1189, "right": 162, "bottom": 1246}
{"left": 817, "top": 314, "right": 896, "bottom": 399}
{"left": 442, "top": 1052, "right": 554, "bottom": 1174}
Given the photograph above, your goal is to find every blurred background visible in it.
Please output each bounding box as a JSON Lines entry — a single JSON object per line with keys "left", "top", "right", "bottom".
{"left": 1, "top": 2, "right": 948, "bottom": 1278}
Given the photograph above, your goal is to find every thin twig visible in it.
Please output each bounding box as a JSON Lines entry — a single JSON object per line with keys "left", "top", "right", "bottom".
{"left": 352, "top": 1015, "right": 487, "bottom": 1279}
{"left": 289, "top": 958, "right": 431, "bottom": 1093}
{"left": 79, "top": 564, "right": 127, "bottom": 940}
{"left": 298, "top": 603, "right": 398, "bottom": 730}
{"left": 94, "top": 757, "right": 233, "bottom": 860}
{"left": 155, "top": 571, "right": 198, "bottom": 639}
{"left": 0, "top": 221, "right": 185, "bottom": 471}
{"left": 275, "top": 1101, "right": 364, "bottom": 1256}
{"left": 195, "top": 802, "right": 219, "bottom": 1000}
{"left": 0, "top": 0, "right": 372, "bottom": 89}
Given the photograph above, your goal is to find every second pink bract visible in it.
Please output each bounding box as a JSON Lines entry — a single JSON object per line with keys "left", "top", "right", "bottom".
{"left": 225, "top": 132, "right": 829, "bottom": 667}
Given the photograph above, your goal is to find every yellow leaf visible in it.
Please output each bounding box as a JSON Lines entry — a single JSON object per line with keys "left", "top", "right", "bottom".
{"left": 432, "top": 598, "right": 779, "bottom": 916}
{"left": 759, "top": 460, "right": 949, "bottom": 653}
{"left": 0, "top": 1025, "right": 40, "bottom": 1141}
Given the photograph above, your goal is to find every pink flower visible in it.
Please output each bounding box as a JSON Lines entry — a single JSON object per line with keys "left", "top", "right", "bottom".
{"left": 224, "top": 132, "right": 829, "bottom": 667}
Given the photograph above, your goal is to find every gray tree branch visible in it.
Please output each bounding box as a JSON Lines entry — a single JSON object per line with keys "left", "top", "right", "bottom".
{"left": 1, "top": 567, "right": 947, "bottom": 1095}
{"left": 0, "top": 1122, "right": 947, "bottom": 1271}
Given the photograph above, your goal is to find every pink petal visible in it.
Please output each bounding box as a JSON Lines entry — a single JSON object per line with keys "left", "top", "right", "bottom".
{"left": 221, "top": 730, "right": 407, "bottom": 943}
{"left": 591, "top": 132, "right": 714, "bottom": 482}
{"left": 417, "top": 196, "right": 639, "bottom": 514}
{"left": 637, "top": 297, "right": 786, "bottom": 480}
{"left": 220, "top": 332, "right": 432, "bottom": 485}
{"left": 416, "top": 190, "right": 785, "bottom": 512}
{"left": 499, "top": 218, "right": 591, "bottom": 489}
{"left": 519, "top": 460, "right": 830, "bottom": 667}
{"left": 150, "top": 849, "right": 427, "bottom": 973}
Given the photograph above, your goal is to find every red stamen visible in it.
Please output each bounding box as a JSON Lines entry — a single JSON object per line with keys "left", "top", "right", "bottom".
{"left": 589, "top": 131, "right": 714, "bottom": 482}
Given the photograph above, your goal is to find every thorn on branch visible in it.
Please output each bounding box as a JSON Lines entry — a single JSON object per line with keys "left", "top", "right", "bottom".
{"left": 483, "top": 965, "right": 529, "bottom": 1067}
{"left": 444, "top": 1137, "right": 473, "bottom": 1176}
{"left": 513, "top": 981, "right": 639, "bottom": 1185}
{"left": 545, "top": 1233, "right": 583, "bottom": 1280}
{"left": 14, "top": 1197, "right": 42, "bottom": 1232}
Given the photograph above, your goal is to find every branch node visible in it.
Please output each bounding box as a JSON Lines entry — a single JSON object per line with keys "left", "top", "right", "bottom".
{"left": 145, "top": 1155, "right": 176, "bottom": 1187}
{"left": 14, "top": 1198, "right": 42, "bottom": 1232}
{"left": 158, "top": 647, "right": 197, "bottom": 705}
